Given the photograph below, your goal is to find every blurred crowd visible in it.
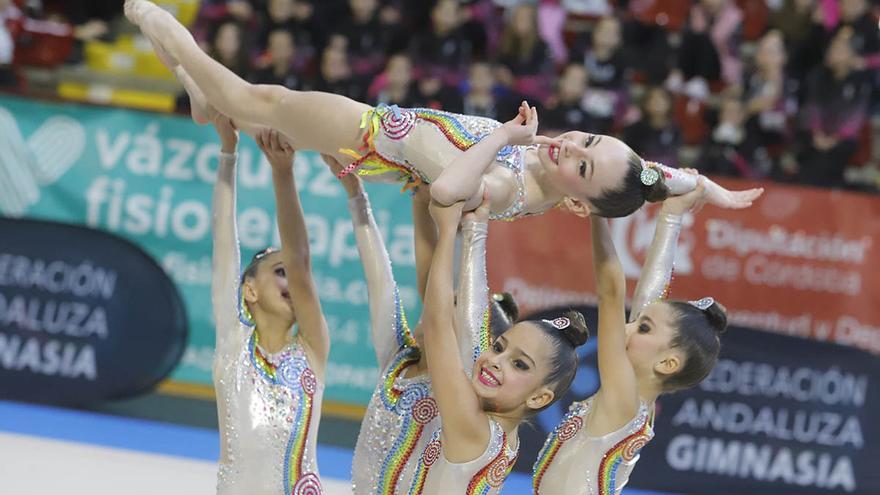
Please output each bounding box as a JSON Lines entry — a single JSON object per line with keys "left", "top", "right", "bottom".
{"left": 2, "top": 0, "right": 879, "bottom": 192}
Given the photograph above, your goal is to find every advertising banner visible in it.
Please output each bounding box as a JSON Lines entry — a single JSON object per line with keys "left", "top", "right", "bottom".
{"left": 0, "top": 95, "right": 419, "bottom": 405}
{"left": 513, "top": 306, "right": 879, "bottom": 494}
{"left": 632, "top": 326, "right": 880, "bottom": 494}
{"left": 487, "top": 183, "right": 880, "bottom": 355}
{"left": 0, "top": 217, "right": 187, "bottom": 405}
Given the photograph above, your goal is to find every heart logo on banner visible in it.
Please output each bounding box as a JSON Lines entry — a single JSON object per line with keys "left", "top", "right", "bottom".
{"left": 0, "top": 106, "right": 87, "bottom": 217}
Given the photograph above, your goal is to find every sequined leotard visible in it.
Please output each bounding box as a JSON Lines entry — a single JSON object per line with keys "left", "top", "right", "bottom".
{"left": 531, "top": 211, "right": 682, "bottom": 495}
{"left": 408, "top": 420, "right": 519, "bottom": 495}
{"left": 341, "top": 106, "right": 531, "bottom": 221}
{"left": 212, "top": 152, "right": 324, "bottom": 495}
{"left": 347, "top": 192, "right": 493, "bottom": 495}
{"left": 532, "top": 399, "right": 654, "bottom": 495}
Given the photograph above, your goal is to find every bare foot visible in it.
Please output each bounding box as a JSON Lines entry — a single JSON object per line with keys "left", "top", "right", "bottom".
{"left": 124, "top": 0, "right": 152, "bottom": 25}
{"left": 177, "top": 68, "right": 219, "bottom": 125}
{"left": 151, "top": 36, "right": 178, "bottom": 68}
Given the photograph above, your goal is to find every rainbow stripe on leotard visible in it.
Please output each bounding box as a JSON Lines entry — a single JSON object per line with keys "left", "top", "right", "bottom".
{"left": 374, "top": 346, "right": 439, "bottom": 494}
{"left": 248, "top": 333, "right": 322, "bottom": 494}
{"left": 531, "top": 409, "right": 585, "bottom": 493}
{"left": 338, "top": 106, "right": 484, "bottom": 184}
{"left": 284, "top": 367, "right": 320, "bottom": 495}
{"left": 595, "top": 415, "right": 653, "bottom": 495}
{"left": 407, "top": 428, "right": 517, "bottom": 495}
{"left": 465, "top": 430, "right": 517, "bottom": 495}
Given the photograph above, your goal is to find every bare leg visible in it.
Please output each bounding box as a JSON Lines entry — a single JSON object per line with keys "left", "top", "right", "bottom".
{"left": 149, "top": 35, "right": 275, "bottom": 139}
{"left": 125, "top": 0, "right": 369, "bottom": 156}
{"left": 148, "top": 35, "right": 215, "bottom": 124}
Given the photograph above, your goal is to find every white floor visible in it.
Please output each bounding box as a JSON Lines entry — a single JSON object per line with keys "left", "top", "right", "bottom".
{"left": 0, "top": 432, "right": 353, "bottom": 495}
{"left": 0, "top": 401, "right": 663, "bottom": 495}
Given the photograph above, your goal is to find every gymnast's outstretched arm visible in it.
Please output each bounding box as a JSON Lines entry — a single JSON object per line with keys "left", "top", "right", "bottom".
{"left": 264, "top": 131, "right": 330, "bottom": 379}
{"left": 630, "top": 172, "right": 708, "bottom": 321}
{"left": 209, "top": 116, "right": 242, "bottom": 363}
{"left": 455, "top": 207, "right": 490, "bottom": 371}
{"left": 325, "top": 155, "right": 414, "bottom": 370}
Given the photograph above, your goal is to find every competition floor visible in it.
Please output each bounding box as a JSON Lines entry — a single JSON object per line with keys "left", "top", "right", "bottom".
{"left": 0, "top": 400, "right": 672, "bottom": 494}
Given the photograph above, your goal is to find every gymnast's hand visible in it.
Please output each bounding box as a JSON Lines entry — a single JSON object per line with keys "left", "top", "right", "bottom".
{"left": 661, "top": 169, "right": 708, "bottom": 215}
{"left": 497, "top": 101, "right": 559, "bottom": 147}
{"left": 705, "top": 180, "right": 764, "bottom": 210}
{"left": 462, "top": 189, "right": 490, "bottom": 225}
{"left": 321, "top": 154, "right": 363, "bottom": 198}
{"left": 257, "top": 128, "right": 295, "bottom": 174}
{"left": 429, "top": 200, "right": 465, "bottom": 234}
{"left": 211, "top": 115, "right": 238, "bottom": 154}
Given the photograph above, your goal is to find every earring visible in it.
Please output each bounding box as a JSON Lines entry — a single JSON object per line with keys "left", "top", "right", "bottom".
{"left": 239, "top": 286, "right": 255, "bottom": 327}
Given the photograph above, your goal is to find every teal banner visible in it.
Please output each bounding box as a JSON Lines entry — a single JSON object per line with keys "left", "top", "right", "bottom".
{"left": 0, "top": 95, "right": 419, "bottom": 405}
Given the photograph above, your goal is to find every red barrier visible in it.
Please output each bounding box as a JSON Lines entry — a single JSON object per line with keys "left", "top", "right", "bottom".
{"left": 487, "top": 178, "right": 880, "bottom": 354}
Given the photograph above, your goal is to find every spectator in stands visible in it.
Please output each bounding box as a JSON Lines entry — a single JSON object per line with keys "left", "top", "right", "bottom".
{"left": 409, "top": 69, "right": 463, "bottom": 111}
{"left": 193, "top": 0, "right": 255, "bottom": 43}
{"left": 743, "top": 30, "right": 799, "bottom": 177}
{"left": 222, "top": 0, "right": 253, "bottom": 22}
{"left": 497, "top": 3, "right": 553, "bottom": 100}
{"left": 698, "top": 94, "right": 769, "bottom": 178}
{"left": 838, "top": 0, "right": 879, "bottom": 65}
{"left": 332, "top": 0, "right": 393, "bottom": 79}
{"left": 673, "top": 0, "right": 744, "bottom": 94}
{"left": 542, "top": 64, "right": 604, "bottom": 134}
{"left": 570, "top": 16, "right": 628, "bottom": 127}
{"left": 371, "top": 53, "right": 417, "bottom": 107}
{"left": 260, "top": 0, "right": 318, "bottom": 58}
{"left": 622, "top": 10, "right": 675, "bottom": 85}
{"left": 460, "top": 61, "right": 506, "bottom": 119}
{"left": 409, "top": 0, "right": 472, "bottom": 84}
{"left": 570, "top": 16, "right": 626, "bottom": 92}
{"left": 623, "top": 86, "right": 682, "bottom": 167}
{"left": 250, "top": 29, "right": 301, "bottom": 89}
{"left": 835, "top": 0, "right": 880, "bottom": 115}
{"left": 769, "top": 0, "right": 816, "bottom": 79}
{"left": 307, "top": 45, "right": 367, "bottom": 102}
{"left": 457, "top": 0, "right": 489, "bottom": 60}
{"left": 208, "top": 18, "right": 250, "bottom": 77}
{"left": 796, "top": 29, "right": 872, "bottom": 187}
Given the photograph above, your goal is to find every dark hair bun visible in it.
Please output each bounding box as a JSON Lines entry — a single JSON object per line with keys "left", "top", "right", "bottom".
{"left": 644, "top": 173, "right": 671, "bottom": 203}
{"left": 561, "top": 310, "right": 590, "bottom": 347}
{"left": 703, "top": 301, "right": 728, "bottom": 335}
{"left": 491, "top": 292, "right": 519, "bottom": 322}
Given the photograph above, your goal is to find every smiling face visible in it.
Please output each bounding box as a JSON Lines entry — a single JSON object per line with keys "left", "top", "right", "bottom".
{"left": 471, "top": 322, "right": 555, "bottom": 414}
{"left": 242, "top": 251, "right": 296, "bottom": 325}
{"left": 624, "top": 302, "right": 683, "bottom": 381}
{"left": 538, "top": 131, "right": 633, "bottom": 209}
